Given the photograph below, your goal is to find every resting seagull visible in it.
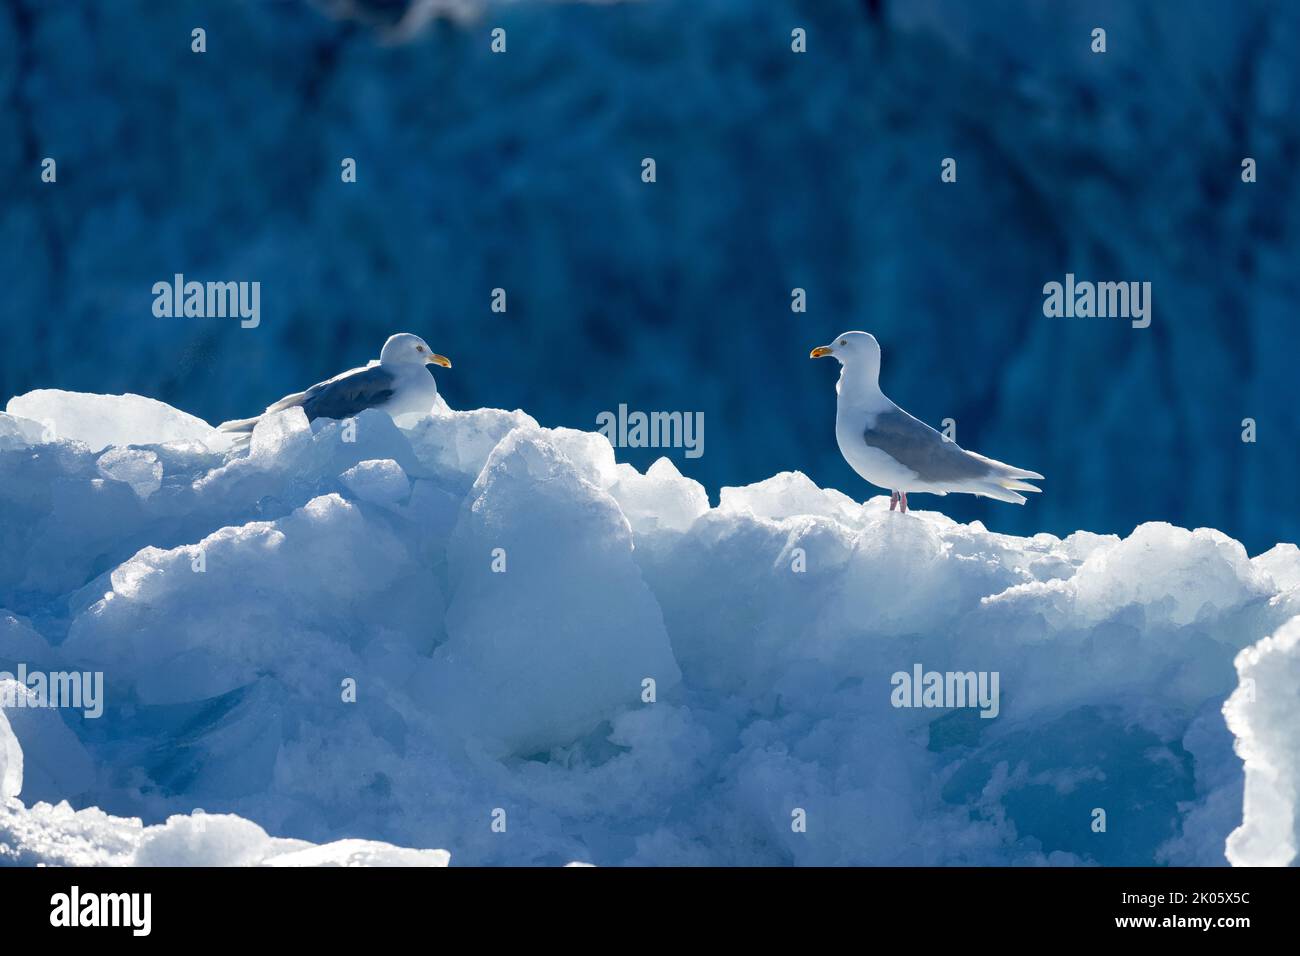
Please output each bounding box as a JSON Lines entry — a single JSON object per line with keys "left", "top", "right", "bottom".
{"left": 219, "top": 332, "right": 451, "bottom": 435}
{"left": 810, "top": 331, "right": 1042, "bottom": 512}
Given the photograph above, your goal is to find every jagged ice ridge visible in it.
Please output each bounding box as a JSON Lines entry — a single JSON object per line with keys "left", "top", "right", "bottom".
{"left": 1, "top": 389, "right": 1297, "bottom": 866}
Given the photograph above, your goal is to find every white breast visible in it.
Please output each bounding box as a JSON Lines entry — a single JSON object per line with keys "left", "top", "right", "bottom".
{"left": 384, "top": 366, "right": 440, "bottom": 418}
{"left": 834, "top": 407, "right": 918, "bottom": 492}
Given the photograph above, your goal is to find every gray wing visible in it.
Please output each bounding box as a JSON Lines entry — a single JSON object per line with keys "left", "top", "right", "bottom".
{"left": 283, "top": 364, "right": 396, "bottom": 422}
{"left": 863, "top": 408, "right": 994, "bottom": 482}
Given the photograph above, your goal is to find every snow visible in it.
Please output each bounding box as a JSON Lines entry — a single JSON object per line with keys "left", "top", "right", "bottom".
{"left": 1, "top": 386, "right": 1298, "bottom": 866}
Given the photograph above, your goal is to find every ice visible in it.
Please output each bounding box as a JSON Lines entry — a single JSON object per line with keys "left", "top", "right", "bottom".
{"left": 0, "top": 680, "right": 96, "bottom": 803}
{"left": 1155, "top": 704, "right": 1244, "bottom": 866}
{"left": 130, "top": 812, "right": 309, "bottom": 866}
{"left": 608, "top": 457, "right": 709, "bottom": 534}
{"left": 1068, "top": 524, "right": 1271, "bottom": 626}
{"left": 6, "top": 389, "right": 223, "bottom": 452}
{"left": 0, "top": 411, "right": 49, "bottom": 450}
{"left": 249, "top": 406, "right": 313, "bottom": 462}
{"left": 0, "top": 701, "right": 20, "bottom": 799}
{"left": 339, "top": 459, "right": 411, "bottom": 506}
{"left": 985, "top": 522, "right": 1274, "bottom": 633}
{"left": 127, "top": 813, "right": 445, "bottom": 866}
{"left": 1, "top": 388, "right": 1297, "bottom": 866}
{"left": 719, "top": 470, "right": 864, "bottom": 525}
{"left": 0, "top": 799, "right": 449, "bottom": 867}
{"left": 0, "top": 612, "right": 50, "bottom": 664}
{"left": 403, "top": 407, "right": 539, "bottom": 489}
{"left": 1224, "top": 616, "right": 1300, "bottom": 866}
{"left": 260, "top": 839, "right": 450, "bottom": 867}
{"left": 97, "top": 447, "right": 163, "bottom": 498}
{"left": 1253, "top": 543, "right": 1300, "bottom": 593}
{"left": 64, "top": 493, "right": 435, "bottom": 706}
{"left": 426, "top": 427, "right": 681, "bottom": 754}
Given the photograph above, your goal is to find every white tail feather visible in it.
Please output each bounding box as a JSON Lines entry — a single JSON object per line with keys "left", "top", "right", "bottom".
{"left": 1001, "top": 479, "right": 1042, "bottom": 493}
{"left": 974, "top": 482, "right": 1028, "bottom": 505}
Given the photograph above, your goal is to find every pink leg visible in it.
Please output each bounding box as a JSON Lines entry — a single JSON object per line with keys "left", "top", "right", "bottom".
{"left": 900, "top": 492, "right": 909, "bottom": 513}
{"left": 890, "top": 490, "right": 899, "bottom": 511}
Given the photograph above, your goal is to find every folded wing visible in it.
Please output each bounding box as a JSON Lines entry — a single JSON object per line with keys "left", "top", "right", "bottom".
{"left": 219, "top": 363, "right": 396, "bottom": 434}
{"left": 863, "top": 407, "right": 1043, "bottom": 502}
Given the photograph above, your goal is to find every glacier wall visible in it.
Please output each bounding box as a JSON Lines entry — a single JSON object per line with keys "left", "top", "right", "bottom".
{"left": 3, "top": 0, "right": 1299, "bottom": 554}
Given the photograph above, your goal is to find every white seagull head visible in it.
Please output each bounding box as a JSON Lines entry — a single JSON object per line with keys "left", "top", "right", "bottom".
{"left": 380, "top": 332, "right": 451, "bottom": 369}
{"left": 810, "top": 330, "right": 880, "bottom": 372}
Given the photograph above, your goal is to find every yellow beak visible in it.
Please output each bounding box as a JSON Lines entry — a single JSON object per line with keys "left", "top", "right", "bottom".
{"left": 809, "top": 346, "right": 834, "bottom": 359}
{"left": 427, "top": 354, "right": 452, "bottom": 368}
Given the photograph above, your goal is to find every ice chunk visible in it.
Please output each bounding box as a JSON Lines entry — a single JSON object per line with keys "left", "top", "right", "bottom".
{"left": 608, "top": 457, "right": 709, "bottom": 534}
{"left": 0, "top": 680, "right": 97, "bottom": 803}
{"left": 0, "top": 613, "right": 51, "bottom": 666}
{"left": 339, "top": 459, "right": 410, "bottom": 506}
{"left": 1253, "top": 543, "right": 1300, "bottom": 593}
{"left": 0, "top": 411, "right": 50, "bottom": 450}
{"left": 0, "top": 800, "right": 452, "bottom": 867}
{"left": 719, "top": 471, "right": 863, "bottom": 524}
{"left": 96, "top": 447, "right": 163, "bottom": 498}
{"left": 249, "top": 406, "right": 313, "bottom": 462}
{"left": 0, "top": 703, "right": 21, "bottom": 799}
{"left": 132, "top": 812, "right": 310, "bottom": 866}
{"left": 64, "top": 493, "right": 438, "bottom": 705}
{"left": 195, "top": 408, "right": 422, "bottom": 512}
{"left": 989, "top": 522, "right": 1272, "bottom": 629}
{"left": 1225, "top": 615, "right": 1300, "bottom": 866}
{"left": 1070, "top": 523, "right": 1270, "bottom": 626}
{"left": 544, "top": 427, "right": 621, "bottom": 488}
{"left": 6, "top": 389, "right": 220, "bottom": 451}
{"left": 262, "top": 838, "right": 449, "bottom": 867}
{"left": 427, "top": 428, "right": 681, "bottom": 754}
{"left": 403, "top": 406, "right": 538, "bottom": 486}
{"left": 1155, "top": 703, "right": 1243, "bottom": 866}
{"left": 0, "top": 442, "right": 148, "bottom": 615}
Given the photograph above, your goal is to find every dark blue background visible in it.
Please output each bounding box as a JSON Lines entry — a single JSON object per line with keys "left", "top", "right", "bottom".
{"left": 2, "top": 0, "right": 1296, "bottom": 552}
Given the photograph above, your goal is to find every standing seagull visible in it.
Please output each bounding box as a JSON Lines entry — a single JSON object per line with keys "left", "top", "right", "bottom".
{"left": 810, "top": 331, "right": 1042, "bottom": 512}
{"left": 219, "top": 332, "right": 451, "bottom": 434}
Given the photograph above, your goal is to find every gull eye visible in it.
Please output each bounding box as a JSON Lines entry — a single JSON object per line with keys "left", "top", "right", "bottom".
{"left": 840, "top": 339, "right": 847, "bottom": 346}
{"left": 416, "top": 345, "right": 424, "bottom": 352}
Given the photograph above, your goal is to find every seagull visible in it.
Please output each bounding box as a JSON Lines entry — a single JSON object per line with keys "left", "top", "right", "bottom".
{"left": 810, "top": 331, "right": 1042, "bottom": 512}
{"left": 219, "top": 332, "right": 451, "bottom": 435}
